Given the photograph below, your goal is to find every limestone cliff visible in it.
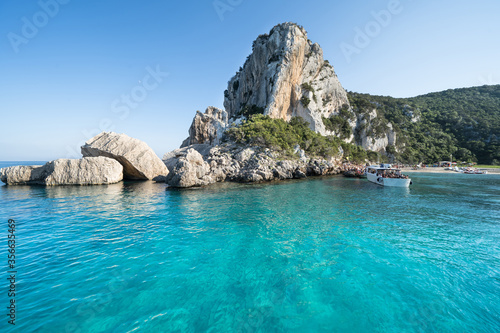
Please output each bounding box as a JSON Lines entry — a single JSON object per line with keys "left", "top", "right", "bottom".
{"left": 224, "top": 22, "right": 349, "bottom": 135}
{"left": 182, "top": 22, "right": 396, "bottom": 157}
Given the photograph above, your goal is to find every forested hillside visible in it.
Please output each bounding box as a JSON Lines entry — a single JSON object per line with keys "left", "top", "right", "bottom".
{"left": 348, "top": 85, "right": 500, "bottom": 164}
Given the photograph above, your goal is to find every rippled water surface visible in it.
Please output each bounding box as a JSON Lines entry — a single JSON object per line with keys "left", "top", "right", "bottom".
{"left": 1, "top": 166, "right": 499, "bottom": 332}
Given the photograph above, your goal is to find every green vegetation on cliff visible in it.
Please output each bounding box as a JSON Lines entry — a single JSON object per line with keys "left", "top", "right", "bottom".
{"left": 348, "top": 85, "right": 500, "bottom": 164}
{"left": 226, "top": 114, "right": 382, "bottom": 163}
{"left": 226, "top": 115, "right": 340, "bottom": 157}
{"left": 322, "top": 105, "right": 354, "bottom": 139}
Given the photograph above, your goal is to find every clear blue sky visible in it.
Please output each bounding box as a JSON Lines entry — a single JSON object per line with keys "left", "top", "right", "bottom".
{"left": 1, "top": 0, "right": 499, "bottom": 160}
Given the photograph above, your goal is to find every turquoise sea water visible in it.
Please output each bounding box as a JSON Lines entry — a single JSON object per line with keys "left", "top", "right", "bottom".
{"left": 1, "top": 162, "right": 499, "bottom": 332}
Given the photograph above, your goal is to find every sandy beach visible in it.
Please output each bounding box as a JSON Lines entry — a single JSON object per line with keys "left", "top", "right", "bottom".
{"left": 402, "top": 167, "right": 500, "bottom": 174}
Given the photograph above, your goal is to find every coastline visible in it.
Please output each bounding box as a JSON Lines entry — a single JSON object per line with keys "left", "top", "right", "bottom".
{"left": 402, "top": 167, "right": 500, "bottom": 174}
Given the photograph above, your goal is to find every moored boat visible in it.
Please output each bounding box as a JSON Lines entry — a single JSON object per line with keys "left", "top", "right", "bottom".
{"left": 366, "top": 164, "right": 412, "bottom": 187}
{"left": 463, "top": 167, "right": 488, "bottom": 174}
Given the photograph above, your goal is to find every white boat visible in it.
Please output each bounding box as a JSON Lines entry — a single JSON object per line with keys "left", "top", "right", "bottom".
{"left": 366, "top": 164, "right": 412, "bottom": 187}
{"left": 463, "top": 168, "right": 487, "bottom": 174}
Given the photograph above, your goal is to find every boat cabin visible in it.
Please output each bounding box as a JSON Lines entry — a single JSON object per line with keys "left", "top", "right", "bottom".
{"left": 366, "top": 165, "right": 408, "bottom": 179}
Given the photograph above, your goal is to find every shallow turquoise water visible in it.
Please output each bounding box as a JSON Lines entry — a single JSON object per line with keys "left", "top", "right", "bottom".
{"left": 1, "top": 166, "right": 499, "bottom": 332}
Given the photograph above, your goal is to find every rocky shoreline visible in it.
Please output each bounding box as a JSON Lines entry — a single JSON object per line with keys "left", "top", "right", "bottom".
{"left": 164, "top": 143, "right": 343, "bottom": 188}
{"left": 0, "top": 132, "right": 345, "bottom": 187}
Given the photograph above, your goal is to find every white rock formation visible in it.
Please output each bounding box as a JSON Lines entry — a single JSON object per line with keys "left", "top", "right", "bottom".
{"left": 81, "top": 132, "right": 169, "bottom": 182}
{"left": 43, "top": 157, "right": 123, "bottom": 185}
{"left": 356, "top": 109, "right": 397, "bottom": 152}
{"left": 223, "top": 22, "right": 349, "bottom": 135}
{"left": 234, "top": 148, "right": 256, "bottom": 163}
{"left": 166, "top": 148, "right": 214, "bottom": 188}
{"left": 0, "top": 157, "right": 123, "bottom": 185}
{"left": 181, "top": 107, "right": 229, "bottom": 147}
{"left": 177, "top": 22, "right": 398, "bottom": 168}
{"left": 164, "top": 143, "right": 342, "bottom": 188}
{"left": 0, "top": 165, "right": 45, "bottom": 185}
{"left": 163, "top": 144, "right": 213, "bottom": 172}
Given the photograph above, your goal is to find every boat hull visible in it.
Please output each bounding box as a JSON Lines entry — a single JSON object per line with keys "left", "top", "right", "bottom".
{"left": 366, "top": 173, "right": 411, "bottom": 187}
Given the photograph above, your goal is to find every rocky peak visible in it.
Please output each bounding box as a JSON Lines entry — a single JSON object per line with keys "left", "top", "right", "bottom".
{"left": 181, "top": 106, "right": 228, "bottom": 147}
{"left": 223, "top": 22, "right": 350, "bottom": 135}
{"left": 181, "top": 23, "right": 393, "bottom": 156}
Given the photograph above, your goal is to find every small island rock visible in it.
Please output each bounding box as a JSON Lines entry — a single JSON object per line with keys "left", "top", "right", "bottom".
{"left": 0, "top": 165, "right": 45, "bottom": 185}
{"left": 81, "top": 132, "right": 169, "bottom": 182}
{"left": 43, "top": 157, "right": 123, "bottom": 185}
{"left": 0, "top": 157, "right": 123, "bottom": 186}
